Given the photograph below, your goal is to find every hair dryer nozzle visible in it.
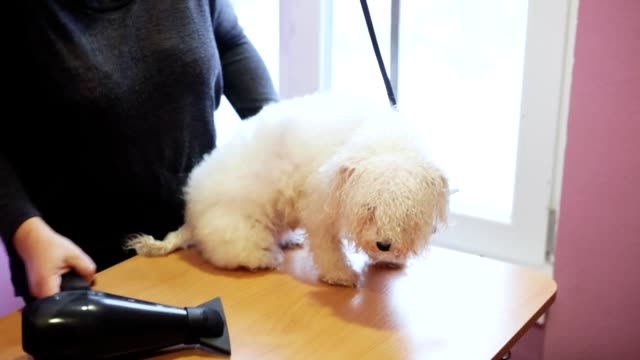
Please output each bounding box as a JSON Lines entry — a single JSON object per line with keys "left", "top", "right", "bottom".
{"left": 187, "top": 297, "right": 231, "bottom": 355}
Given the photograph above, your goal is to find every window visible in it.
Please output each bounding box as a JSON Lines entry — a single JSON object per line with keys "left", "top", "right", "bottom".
{"left": 216, "top": 0, "right": 279, "bottom": 145}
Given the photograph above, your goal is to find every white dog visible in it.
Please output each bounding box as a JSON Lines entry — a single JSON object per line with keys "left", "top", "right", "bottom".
{"left": 125, "top": 92, "right": 449, "bottom": 287}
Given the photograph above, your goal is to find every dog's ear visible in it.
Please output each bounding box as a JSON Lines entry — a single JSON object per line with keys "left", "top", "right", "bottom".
{"left": 365, "top": 204, "right": 376, "bottom": 224}
{"left": 353, "top": 203, "right": 377, "bottom": 235}
{"left": 338, "top": 165, "right": 356, "bottom": 180}
{"left": 334, "top": 165, "right": 357, "bottom": 192}
{"left": 322, "top": 162, "right": 357, "bottom": 204}
{"left": 432, "top": 173, "right": 450, "bottom": 228}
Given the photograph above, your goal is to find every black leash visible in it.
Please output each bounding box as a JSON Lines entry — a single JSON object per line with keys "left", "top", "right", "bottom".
{"left": 360, "top": 0, "right": 398, "bottom": 109}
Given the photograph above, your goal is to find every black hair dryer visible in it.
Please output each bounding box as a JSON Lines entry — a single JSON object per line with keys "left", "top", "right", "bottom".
{"left": 21, "top": 272, "right": 231, "bottom": 359}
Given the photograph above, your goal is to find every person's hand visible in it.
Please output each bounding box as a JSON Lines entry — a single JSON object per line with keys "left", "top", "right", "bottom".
{"left": 12, "top": 217, "right": 96, "bottom": 298}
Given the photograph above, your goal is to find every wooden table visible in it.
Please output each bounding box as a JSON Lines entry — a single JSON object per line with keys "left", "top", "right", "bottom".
{"left": 0, "top": 245, "right": 556, "bottom": 360}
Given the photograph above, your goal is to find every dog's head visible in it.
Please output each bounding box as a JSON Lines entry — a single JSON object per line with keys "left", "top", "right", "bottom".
{"left": 336, "top": 154, "right": 449, "bottom": 266}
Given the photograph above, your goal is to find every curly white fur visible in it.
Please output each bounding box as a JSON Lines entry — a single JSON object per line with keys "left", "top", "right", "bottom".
{"left": 125, "top": 91, "right": 449, "bottom": 287}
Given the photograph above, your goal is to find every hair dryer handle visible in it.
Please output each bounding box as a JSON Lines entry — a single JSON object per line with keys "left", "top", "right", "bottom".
{"left": 60, "top": 271, "right": 91, "bottom": 291}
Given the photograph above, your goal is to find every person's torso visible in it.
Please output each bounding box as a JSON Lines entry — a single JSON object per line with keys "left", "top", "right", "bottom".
{"left": 4, "top": 0, "right": 223, "bottom": 249}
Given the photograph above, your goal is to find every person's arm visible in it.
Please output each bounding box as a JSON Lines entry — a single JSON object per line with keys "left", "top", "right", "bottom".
{"left": 0, "top": 154, "right": 96, "bottom": 299}
{"left": 211, "top": 0, "right": 279, "bottom": 119}
{"left": 0, "top": 153, "right": 41, "bottom": 248}
{"left": 0, "top": 3, "right": 94, "bottom": 299}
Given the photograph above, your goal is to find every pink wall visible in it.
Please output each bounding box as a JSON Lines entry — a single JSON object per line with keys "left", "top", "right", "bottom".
{"left": 0, "top": 242, "right": 24, "bottom": 317}
{"left": 543, "top": 0, "right": 640, "bottom": 359}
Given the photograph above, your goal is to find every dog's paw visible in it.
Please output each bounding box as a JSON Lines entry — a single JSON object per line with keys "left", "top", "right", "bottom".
{"left": 319, "top": 268, "right": 360, "bottom": 287}
{"left": 279, "top": 229, "right": 306, "bottom": 249}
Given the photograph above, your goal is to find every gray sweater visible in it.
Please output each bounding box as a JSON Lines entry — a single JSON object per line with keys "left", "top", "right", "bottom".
{"left": 1, "top": 0, "right": 278, "bottom": 300}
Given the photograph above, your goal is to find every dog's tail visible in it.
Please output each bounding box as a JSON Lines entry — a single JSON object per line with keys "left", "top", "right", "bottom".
{"left": 124, "top": 225, "right": 192, "bottom": 256}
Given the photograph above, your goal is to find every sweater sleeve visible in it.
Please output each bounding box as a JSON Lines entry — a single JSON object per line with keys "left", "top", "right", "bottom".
{"left": 211, "top": 0, "right": 279, "bottom": 119}
{"left": 0, "top": 153, "right": 41, "bottom": 246}
{"left": 1, "top": 3, "right": 41, "bottom": 247}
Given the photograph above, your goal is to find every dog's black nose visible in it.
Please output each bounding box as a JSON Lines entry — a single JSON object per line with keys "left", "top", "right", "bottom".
{"left": 376, "top": 241, "right": 391, "bottom": 251}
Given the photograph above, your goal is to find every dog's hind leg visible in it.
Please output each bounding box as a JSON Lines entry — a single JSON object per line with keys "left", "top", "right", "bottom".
{"left": 194, "top": 210, "right": 283, "bottom": 271}
{"left": 124, "top": 226, "right": 192, "bottom": 256}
